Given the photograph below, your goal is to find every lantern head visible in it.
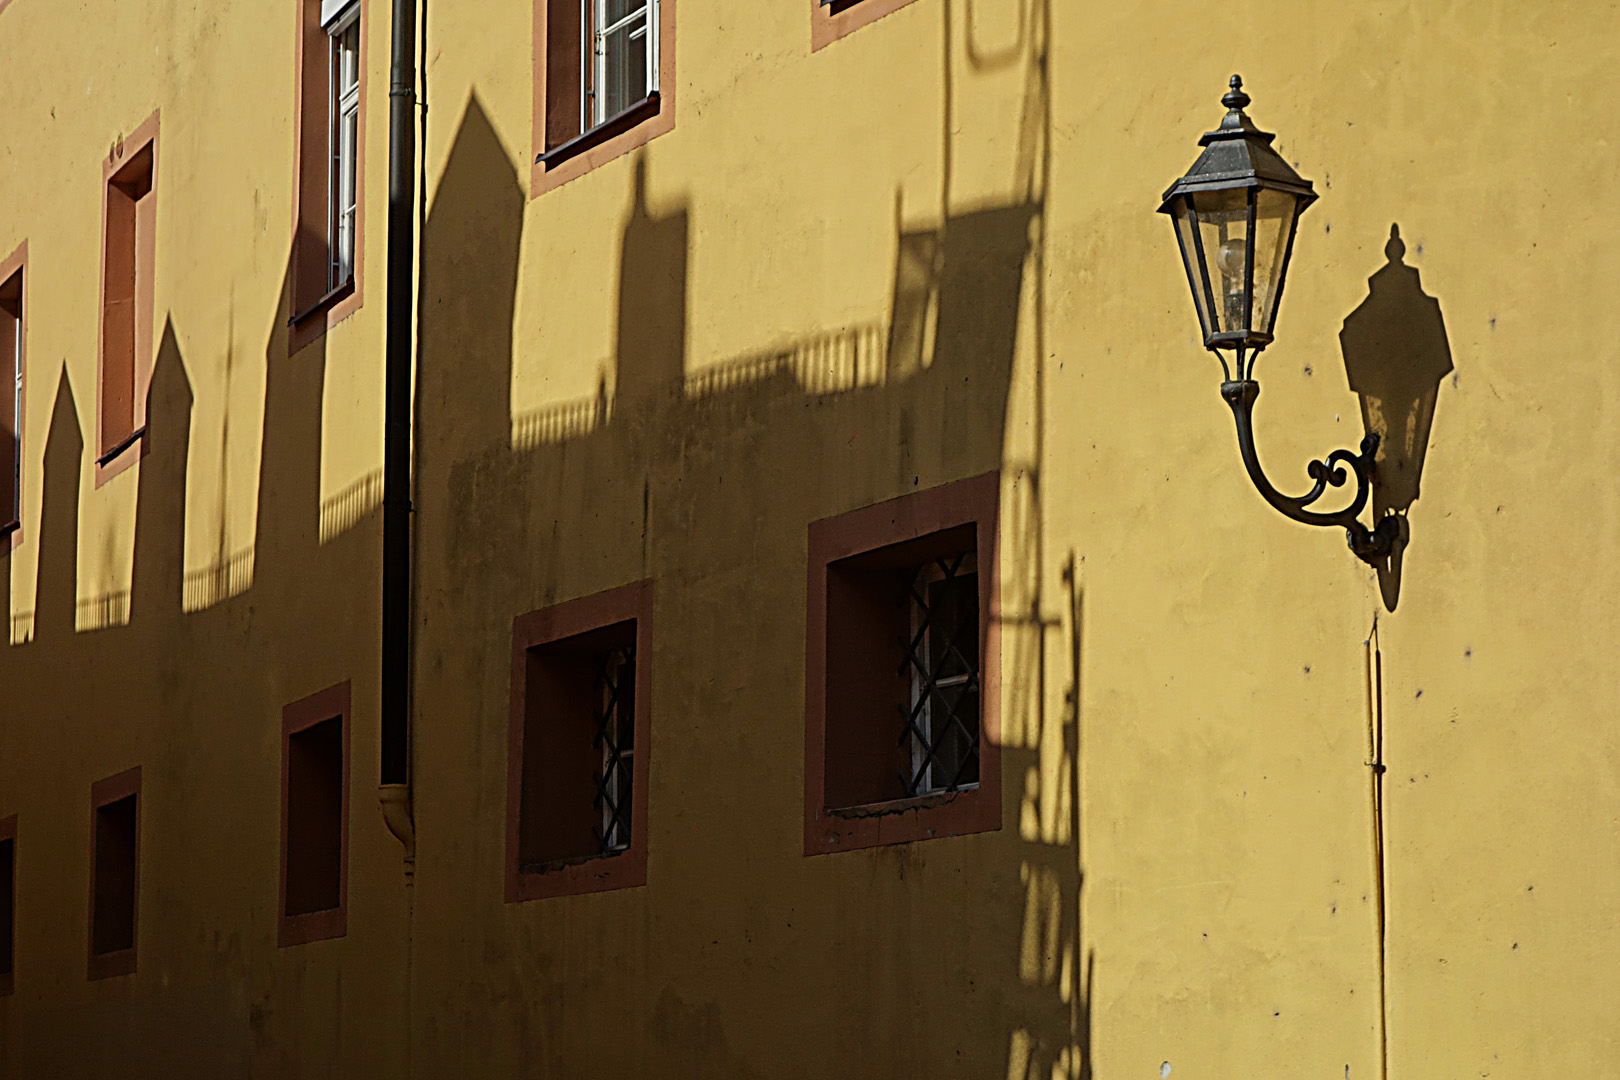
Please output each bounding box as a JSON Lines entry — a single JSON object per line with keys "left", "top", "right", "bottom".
{"left": 1159, "top": 75, "right": 1317, "bottom": 366}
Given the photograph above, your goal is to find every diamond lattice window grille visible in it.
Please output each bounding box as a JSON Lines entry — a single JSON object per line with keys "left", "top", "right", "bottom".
{"left": 593, "top": 644, "right": 636, "bottom": 853}
{"left": 898, "top": 552, "right": 981, "bottom": 797}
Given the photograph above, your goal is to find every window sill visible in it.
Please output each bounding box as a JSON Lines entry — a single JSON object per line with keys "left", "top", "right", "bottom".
{"left": 279, "top": 905, "right": 346, "bottom": 948}
{"left": 95, "top": 425, "right": 147, "bottom": 468}
{"left": 808, "top": 781, "right": 997, "bottom": 855}
{"left": 826, "top": 786, "right": 979, "bottom": 820}
{"left": 537, "top": 93, "right": 661, "bottom": 168}
{"left": 87, "top": 946, "right": 137, "bottom": 981}
{"left": 518, "top": 848, "right": 628, "bottom": 877}
{"left": 811, "top": 0, "right": 925, "bottom": 51}
{"left": 508, "top": 846, "right": 645, "bottom": 902}
{"left": 288, "top": 277, "right": 356, "bottom": 327}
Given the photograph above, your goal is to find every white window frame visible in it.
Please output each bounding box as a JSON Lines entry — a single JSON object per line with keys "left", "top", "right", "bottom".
{"left": 324, "top": 1, "right": 361, "bottom": 291}
{"left": 581, "top": 0, "right": 659, "bottom": 131}
{"left": 5, "top": 277, "right": 19, "bottom": 528}
{"left": 9, "top": 302, "right": 19, "bottom": 523}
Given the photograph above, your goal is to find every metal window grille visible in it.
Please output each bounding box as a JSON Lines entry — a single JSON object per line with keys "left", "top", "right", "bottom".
{"left": 898, "top": 552, "right": 981, "bottom": 797}
{"left": 327, "top": 9, "right": 361, "bottom": 290}
{"left": 581, "top": 0, "right": 658, "bottom": 130}
{"left": 592, "top": 644, "right": 636, "bottom": 853}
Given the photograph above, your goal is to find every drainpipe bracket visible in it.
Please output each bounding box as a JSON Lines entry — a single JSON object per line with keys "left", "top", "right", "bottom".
{"left": 379, "top": 782, "right": 417, "bottom": 877}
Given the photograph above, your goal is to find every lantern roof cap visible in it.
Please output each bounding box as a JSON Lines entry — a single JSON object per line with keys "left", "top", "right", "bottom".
{"left": 1158, "top": 75, "right": 1318, "bottom": 214}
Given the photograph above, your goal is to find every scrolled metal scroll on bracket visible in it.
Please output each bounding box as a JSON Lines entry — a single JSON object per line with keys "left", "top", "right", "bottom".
{"left": 1219, "top": 378, "right": 1402, "bottom": 565}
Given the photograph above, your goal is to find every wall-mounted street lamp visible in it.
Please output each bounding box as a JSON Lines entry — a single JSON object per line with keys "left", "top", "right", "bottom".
{"left": 1159, "top": 75, "right": 1399, "bottom": 565}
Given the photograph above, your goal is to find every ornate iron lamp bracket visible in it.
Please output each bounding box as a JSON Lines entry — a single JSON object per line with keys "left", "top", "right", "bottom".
{"left": 1220, "top": 378, "right": 1400, "bottom": 565}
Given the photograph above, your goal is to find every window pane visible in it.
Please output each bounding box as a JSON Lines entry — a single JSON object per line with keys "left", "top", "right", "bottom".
{"left": 0, "top": 272, "right": 19, "bottom": 528}
{"left": 338, "top": 22, "right": 360, "bottom": 93}
{"left": 927, "top": 572, "right": 978, "bottom": 682}
{"left": 928, "top": 682, "right": 980, "bottom": 789}
{"left": 1191, "top": 187, "right": 1250, "bottom": 337}
{"left": 605, "top": 0, "right": 645, "bottom": 26}
{"left": 330, "top": 18, "right": 360, "bottom": 288}
{"left": 92, "top": 796, "right": 137, "bottom": 956}
{"left": 601, "top": 14, "right": 647, "bottom": 118}
{"left": 1252, "top": 188, "right": 1299, "bottom": 336}
{"left": 338, "top": 105, "right": 358, "bottom": 281}
{"left": 904, "top": 557, "right": 982, "bottom": 796}
{"left": 0, "top": 837, "right": 14, "bottom": 978}
{"left": 596, "top": 647, "right": 635, "bottom": 853}
{"left": 285, "top": 717, "right": 344, "bottom": 917}
{"left": 1172, "top": 200, "right": 1214, "bottom": 341}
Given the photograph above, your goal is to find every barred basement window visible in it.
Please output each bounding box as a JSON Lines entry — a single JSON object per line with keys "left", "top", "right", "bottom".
{"left": 594, "top": 644, "right": 636, "bottom": 853}
{"left": 805, "top": 473, "right": 1002, "bottom": 854}
{"left": 518, "top": 627, "right": 636, "bottom": 865}
{"left": 903, "top": 551, "right": 980, "bottom": 797}
{"left": 507, "top": 581, "right": 652, "bottom": 901}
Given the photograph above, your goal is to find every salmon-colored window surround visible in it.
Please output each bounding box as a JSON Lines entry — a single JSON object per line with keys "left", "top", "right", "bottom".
{"left": 530, "top": 0, "right": 675, "bottom": 198}
{"left": 288, "top": 0, "right": 367, "bottom": 355}
{"left": 96, "top": 113, "right": 158, "bottom": 487}
{"left": 279, "top": 682, "right": 350, "bottom": 947}
{"left": 811, "top": 0, "right": 926, "bottom": 52}
{"left": 0, "top": 814, "right": 15, "bottom": 997}
{"left": 88, "top": 767, "right": 141, "bottom": 980}
{"left": 0, "top": 241, "right": 25, "bottom": 551}
{"left": 507, "top": 581, "right": 652, "bottom": 902}
{"left": 804, "top": 472, "right": 1001, "bottom": 855}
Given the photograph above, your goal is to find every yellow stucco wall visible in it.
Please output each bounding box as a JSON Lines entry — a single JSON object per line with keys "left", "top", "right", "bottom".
{"left": 1, "top": 0, "right": 1617, "bottom": 1076}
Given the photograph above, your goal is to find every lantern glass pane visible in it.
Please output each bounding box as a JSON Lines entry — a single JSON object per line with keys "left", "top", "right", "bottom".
{"left": 1171, "top": 199, "right": 1214, "bottom": 341}
{"left": 1253, "top": 187, "right": 1300, "bottom": 336}
{"left": 1192, "top": 187, "right": 1251, "bottom": 340}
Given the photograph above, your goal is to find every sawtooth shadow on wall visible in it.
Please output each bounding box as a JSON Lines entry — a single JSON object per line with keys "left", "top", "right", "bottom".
{"left": 0, "top": 233, "right": 393, "bottom": 1073}
{"left": 0, "top": 0, "right": 1090, "bottom": 1069}
{"left": 405, "top": 56, "right": 1089, "bottom": 1072}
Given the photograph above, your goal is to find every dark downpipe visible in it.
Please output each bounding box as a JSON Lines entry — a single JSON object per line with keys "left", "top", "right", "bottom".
{"left": 378, "top": 0, "right": 417, "bottom": 868}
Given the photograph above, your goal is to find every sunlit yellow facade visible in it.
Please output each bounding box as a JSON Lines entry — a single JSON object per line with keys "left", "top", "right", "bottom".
{"left": 2, "top": 0, "right": 1617, "bottom": 1075}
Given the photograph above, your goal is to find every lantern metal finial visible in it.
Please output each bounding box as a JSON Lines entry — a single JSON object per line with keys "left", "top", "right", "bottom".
{"left": 1221, "top": 74, "right": 1250, "bottom": 112}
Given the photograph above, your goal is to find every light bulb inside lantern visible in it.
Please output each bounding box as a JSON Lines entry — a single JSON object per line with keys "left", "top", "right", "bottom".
{"left": 1215, "top": 236, "right": 1246, "bottom": 281}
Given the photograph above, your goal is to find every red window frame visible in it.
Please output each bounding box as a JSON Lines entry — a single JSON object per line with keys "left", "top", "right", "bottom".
{"left": 804, "top": 472, "right": 1002, "bottom": 854}
{"left": 87, "top": 767, "right": 142, "bottom": 980}
{"left": 278, "top": 681, "right": 351, "bottom": 947}
{"left": 811, "top": 0, "right": 927, "bottom": 52}
{"left": 0, "top": 240, "right": 25, "bottom": 551}
{"left": 506, "top": 580, "right": 653, "bottom": 901}
{"left": 95, "top": 112, "right": 159, "bottom": 487}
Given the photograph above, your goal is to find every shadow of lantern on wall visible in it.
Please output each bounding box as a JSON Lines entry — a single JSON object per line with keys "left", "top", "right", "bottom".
{"left": 1158, "top": 75, "right": 1401, "bottom": 565}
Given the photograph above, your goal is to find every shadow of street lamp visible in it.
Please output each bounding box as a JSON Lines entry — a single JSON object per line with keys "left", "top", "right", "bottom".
{"left": 1341, "top": 224, "right": 1453, "bottom": 608}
